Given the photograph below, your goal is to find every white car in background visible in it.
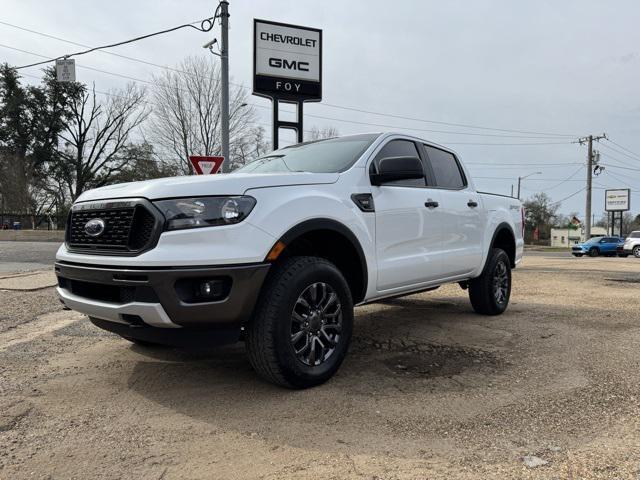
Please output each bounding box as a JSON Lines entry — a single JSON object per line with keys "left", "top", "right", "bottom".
{"left": 619, "top": 231, "right": 640, "bottom": 258}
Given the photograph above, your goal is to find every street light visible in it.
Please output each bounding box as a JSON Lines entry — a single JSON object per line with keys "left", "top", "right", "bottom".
{"left": 517, "top": 171, "right": 542, "bottom": 200}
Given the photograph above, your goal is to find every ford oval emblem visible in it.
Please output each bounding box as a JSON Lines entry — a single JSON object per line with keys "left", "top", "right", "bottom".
{"left": 84, "top": 218, "right": 106, "bottom": 237}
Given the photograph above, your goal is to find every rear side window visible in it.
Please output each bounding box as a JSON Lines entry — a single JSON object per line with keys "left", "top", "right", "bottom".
{"left": 371, "top": 140, "right": 425, "bottom": 187}
{"left": 424, "top": 145, "right": 466, "bottom": 189}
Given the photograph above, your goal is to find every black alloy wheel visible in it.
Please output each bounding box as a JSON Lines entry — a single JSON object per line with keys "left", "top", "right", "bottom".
{"left": 290, "top": 282, "right": 343, "bottom": 367}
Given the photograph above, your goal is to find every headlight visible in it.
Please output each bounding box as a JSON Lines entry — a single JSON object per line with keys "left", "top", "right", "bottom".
{"left": 154, "top": 196, "right": 256, "bottom": 231}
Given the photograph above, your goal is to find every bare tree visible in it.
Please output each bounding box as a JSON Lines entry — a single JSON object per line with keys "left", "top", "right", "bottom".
{"left": 55, "top": 83, "right": 148, "bottom": 200}
{"left": 232, "top": 126, "right": 270, "bottom": 168}
{"left": 308, "top": 126, "right": 339, "bottom": 141}
{"left": 149, "top": 56, "right": 256, "bottom": 174}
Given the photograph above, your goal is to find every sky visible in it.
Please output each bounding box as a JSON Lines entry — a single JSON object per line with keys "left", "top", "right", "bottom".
{"left": 1, "top": 0, "right": 639, "bottom": 218}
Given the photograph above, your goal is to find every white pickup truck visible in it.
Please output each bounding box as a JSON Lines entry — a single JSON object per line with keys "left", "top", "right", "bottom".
{"left": 55, "top": 133, "right": 524, "bottom": 388}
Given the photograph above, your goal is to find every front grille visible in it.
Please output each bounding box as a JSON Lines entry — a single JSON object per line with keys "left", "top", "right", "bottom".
{"left": 66, "top": 200, "right": 160, "bottom": 255}
{"left": 69, "top": 208, "right": 135, "bottom": 250}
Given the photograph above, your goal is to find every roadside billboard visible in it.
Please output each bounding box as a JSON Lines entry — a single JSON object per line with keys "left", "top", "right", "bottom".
{"left": 605, "top": 189, "right": 631, "bottom": 211}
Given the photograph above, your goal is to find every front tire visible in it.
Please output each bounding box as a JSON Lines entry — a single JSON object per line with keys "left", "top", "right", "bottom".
{"left": 246, "top": 256, "right": 354, "bottom": 389}
{"left": 634, "top": 246, "right": 640, "bottom": 258}
{"left": 573, "top": 253, "right": 583, "bottom": 257}
{"left": 469, "top": 248, "right": 512, "bottom": 316}
{"left": 589, "top": 248, "right": 599, "bottom": 257}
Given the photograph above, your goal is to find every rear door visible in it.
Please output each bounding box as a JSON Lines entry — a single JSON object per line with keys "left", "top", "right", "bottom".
{"left": 370, "top": 139, "right": 443, "bottom": 291}
{"left": 422, "top": 144, "right": 484, "bottom": 277}
{"left": 602, "top": 237, "right": 619, "bottom": 253}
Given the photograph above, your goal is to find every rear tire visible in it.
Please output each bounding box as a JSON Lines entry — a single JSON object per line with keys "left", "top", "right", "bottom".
{"left": 469, "top": 248, "right": 512, "bottom": 316}
{"left": 589, "top": 248, "right": 599, "bottom": 257}
{"left": 246, "top": 256, "right": 353, "bottom": 389}
{"left": 618, "top": 254, "right": 628, "bottom": 258}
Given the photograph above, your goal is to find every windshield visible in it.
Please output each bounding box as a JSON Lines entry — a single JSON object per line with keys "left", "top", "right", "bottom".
{"left": 234, "top": 134, "right": 379, "bottom": 174}
{"left": 584, "top": 237, "right": 603, "bottom": 244}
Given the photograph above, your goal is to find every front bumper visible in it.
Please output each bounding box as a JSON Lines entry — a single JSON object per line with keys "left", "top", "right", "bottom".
{"left": 55, "top": 261, "right": 270, "bottom": 331}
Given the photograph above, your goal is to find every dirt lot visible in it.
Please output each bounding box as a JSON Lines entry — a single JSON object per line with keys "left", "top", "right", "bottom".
{"left": 1, "top": 255, "right": 640, "bottom": 479}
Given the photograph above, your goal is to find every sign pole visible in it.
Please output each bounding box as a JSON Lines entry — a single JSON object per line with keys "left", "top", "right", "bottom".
{"left": 271, "top": 98, "right": 305, "bottom": 150}
{"left": 220, "top": 0, "right": 230, "bottom": 172}
{"left": 272, "top": 99, "right": 279, "bottom": 150}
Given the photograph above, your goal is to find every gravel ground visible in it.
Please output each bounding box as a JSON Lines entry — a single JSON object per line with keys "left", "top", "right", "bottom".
{"left": 1, "top": 256, "right": 640, "bottom": 479}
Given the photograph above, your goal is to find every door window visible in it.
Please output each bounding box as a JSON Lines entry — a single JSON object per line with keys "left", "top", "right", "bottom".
{"left": 370, "top": 140, "right": 425, "bottom": 187}
{"left": 424, "top": 145, "right": 466, "bottom": 189}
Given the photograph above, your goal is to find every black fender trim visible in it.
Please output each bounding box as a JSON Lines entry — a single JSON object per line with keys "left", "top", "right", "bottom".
{"left": 484, "top": 222, "right": 516, "bottom": 271}
{"left": 272, "top": 218, "right": 368, "bottom": 302}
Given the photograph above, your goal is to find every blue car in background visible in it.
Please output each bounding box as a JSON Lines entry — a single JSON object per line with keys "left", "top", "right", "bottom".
{"left": 572, "top": 236, "right": 623, "bottom": 257}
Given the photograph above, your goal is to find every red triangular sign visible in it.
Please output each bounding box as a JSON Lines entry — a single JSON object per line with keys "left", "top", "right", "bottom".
{"left": 189, "top": 156, "right": 224, "bottom": 175}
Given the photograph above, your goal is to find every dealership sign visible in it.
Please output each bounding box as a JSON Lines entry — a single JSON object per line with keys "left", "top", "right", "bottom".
{"left": 253, "top": 19, "right": 322, "bottom": 101}
{"left": 605, "top": 189, "right": 630, "bottom": 211}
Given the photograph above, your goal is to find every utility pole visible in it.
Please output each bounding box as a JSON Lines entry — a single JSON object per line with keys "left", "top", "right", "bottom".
{"left": 577, "top": 133, "right": 606, "bottom": 239}
{"left": 219, "top": 0, "right": 230, "bottom": 173}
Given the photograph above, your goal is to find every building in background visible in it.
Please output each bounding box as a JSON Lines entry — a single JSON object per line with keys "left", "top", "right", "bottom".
{"left": 551, "top": 217, "right": 607, "bottom": 247}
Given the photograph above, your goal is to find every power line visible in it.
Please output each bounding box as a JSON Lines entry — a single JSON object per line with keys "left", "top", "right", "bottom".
{"left": 11, "top": 18, "right": 216, "bottom": 69}
{"left": 313, "top": 102, "right": 577, "bottom": 138}
{"left": 605, "top": 170, "right": 640, "bottom": 190}
{"left": 598, "top": 151, "right": 638, "bottom": 170}
{"left": 554, "top": 187, "right": 586, "bottom": 204}
{"left": 601, "top": 163, "right": 640, "bottom": 173}
{"left": 1, "top": 44, "right": 160, "bottom": 85}
{"left": 600, "top": 141, "right": 640, "bottom": 163}
{"left": 268, "top": 110, "right": 577, "bottom": 139}
{"left": 544, "top": 166, "right": 585, "bottom": 191}
{"left": 474, "top": 176, "right": 586, "bottom": 181}
{"left": 442, "top": 141, "right": 572, "bottom": 146}
{"left": 0, "top": 20, "right": 207, "bottom": 78}
{"left": 605, "top": 139, "right": 640, "bottom": 161}
{"left": 10, "top": 50, "right": 580, "bottom": 143}
{"left": 0, "top": 22, "right": 583, "bottom": 139}
{"left": 466, "top": 161, "right": 583, "bottom": 166}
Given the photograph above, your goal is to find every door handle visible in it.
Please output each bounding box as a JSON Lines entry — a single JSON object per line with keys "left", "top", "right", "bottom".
{"left": 424, "top": 200, "right": 439, "bottom": 208}
{"left": 467, "top": 200, "right": 478, "bottom": 208}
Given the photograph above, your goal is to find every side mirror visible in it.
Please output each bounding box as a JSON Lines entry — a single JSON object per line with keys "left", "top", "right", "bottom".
{"left": 370, "top": 156, "right": 424, "bottom": 186}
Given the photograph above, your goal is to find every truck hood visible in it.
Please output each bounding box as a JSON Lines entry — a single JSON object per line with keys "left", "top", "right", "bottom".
{"left": 75, "top": 172, "right": 340, "bottom": 202}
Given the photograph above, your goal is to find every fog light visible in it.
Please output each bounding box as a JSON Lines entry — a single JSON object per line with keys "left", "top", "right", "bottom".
{"left": 175, "top": 276, "right": 231, "bottom": 304}
{"left": 198, "top": 279, "right": 223, "bottom": 299}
